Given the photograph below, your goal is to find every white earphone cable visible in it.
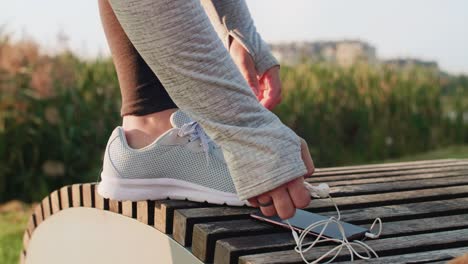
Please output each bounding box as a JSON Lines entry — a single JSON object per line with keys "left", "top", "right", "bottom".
{"left": 285, "top": 182, "right": 382, "bottom": 263}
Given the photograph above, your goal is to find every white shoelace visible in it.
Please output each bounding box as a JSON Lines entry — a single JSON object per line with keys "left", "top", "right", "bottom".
{"left": 177, "top": 121, "right": 213, "bottom": 163}
{"left": 286, "top": 182, "right": 382, "bottom": 264}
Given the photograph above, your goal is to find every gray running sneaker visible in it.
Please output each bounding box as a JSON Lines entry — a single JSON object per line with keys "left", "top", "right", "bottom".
{"left": 98, "top": 111, "right": 247, "bottom": 206}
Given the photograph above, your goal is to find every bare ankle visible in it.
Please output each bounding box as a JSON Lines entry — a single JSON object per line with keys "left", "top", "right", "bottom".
{"left": 122, "top": 108, "right": 177, "bottom": 149}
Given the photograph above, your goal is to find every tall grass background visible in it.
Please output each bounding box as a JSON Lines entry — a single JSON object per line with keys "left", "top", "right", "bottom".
{"left": 1, "top": 34, "right": 467, "bottom": 202}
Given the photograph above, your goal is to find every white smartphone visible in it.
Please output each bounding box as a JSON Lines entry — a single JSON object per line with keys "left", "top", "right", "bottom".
{"left": 250, "top": 209, "right": 368, "bottom": 240}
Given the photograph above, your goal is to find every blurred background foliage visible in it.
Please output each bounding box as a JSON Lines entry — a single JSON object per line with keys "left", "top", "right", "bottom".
{"left": 1, "top": 34, "right": 467, "bottom": 202}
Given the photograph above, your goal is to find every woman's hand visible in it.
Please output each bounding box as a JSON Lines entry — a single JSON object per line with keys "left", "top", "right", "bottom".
{"left": 248, "top": 138, "right": 315, "bottom": 219}
{"left": 230, "top": 39, "right": 314, "bottom": 219}
{"left": 229, "top": 38, "right": 282, "bottom": 110}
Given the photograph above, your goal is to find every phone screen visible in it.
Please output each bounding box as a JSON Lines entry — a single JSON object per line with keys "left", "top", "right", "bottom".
{"left": 250, "top": 209, "right": 368, "bottom": 240}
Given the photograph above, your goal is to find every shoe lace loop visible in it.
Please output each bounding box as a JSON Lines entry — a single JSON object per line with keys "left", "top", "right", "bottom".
{"left": 177, "top": 121, "right": 212, "bottom": 162}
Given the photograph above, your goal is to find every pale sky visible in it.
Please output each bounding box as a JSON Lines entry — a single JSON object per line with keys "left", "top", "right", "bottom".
{"left": 2, "top": 0, "right": 467, "bottom": 73}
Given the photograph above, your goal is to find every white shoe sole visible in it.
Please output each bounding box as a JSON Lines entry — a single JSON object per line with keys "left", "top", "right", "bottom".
{"left": 97, "top": 174, "right": 248, "bottom": 207}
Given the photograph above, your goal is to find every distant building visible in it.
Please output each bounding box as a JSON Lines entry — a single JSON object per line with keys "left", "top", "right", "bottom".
{"left": 270, "top": 40, "right": 377, "bottom": 67}
{"left": 269, "top": 40, "right": 439, "bottom": 71}
{"left": 382, "top": 58, "right": 438, "bottom": 70}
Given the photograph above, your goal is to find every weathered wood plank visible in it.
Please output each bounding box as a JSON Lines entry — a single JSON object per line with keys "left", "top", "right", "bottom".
{"left": 334, "top": 197, "right": 468, "bottom": 225}
{"left": 20, "top": 250, "right": 26, "bottom": 264}
{"left": 26, "top": 215, "right": 35, "bottom": 237}
{"left": 307, "top": 171, "right": 468, "bottom": 186}
{"left": 94, "top": 184, "right": 105, "bottom": 210}
{"left": 122, "top": 201, "right": 133, "bottom": 218}
{"left": 82, "top": 183, "right": 93, "bottom": 208}
{"left": 50, "top": 190, "right": 60, "bottom": 214}
{"left": 71, "top": 184, "right": 81, "bottom": 207}
{"left": 331, "top": 175, "right": 468, "bottom": 196}
{"left": 173, "top": 195, "right": 468, "bottom": 249}
{"left": 373, "top": 214, "right": 468, "bottom": 238}
{"left": 215, "top": 233, "right": 296, "bottom": 264}
{"left": 209, "top": 197, "right": 468, "bottom": 264}
{"left": 192, "top": 219, "right": 283, "bottom": 262}
{"left": 315, "top": 159, "right": 466, "bottom": 175}
{"left": 59, "top": 186, "right": 70, "bottom": 209}
{"left": 309, "top": 168, "right": 468, "bottom": 186}
{"left": 190, "top": 186, "right": 468, "bottom": 263}
{"left": 41, "top": 196, "right": 51, "bottom": 219}
{"left": 192, "top": 214, "right": 468, "bottom": 263}
{"left": 315, "top": 247, "right": 468, "bottom": 264}
{"left": 33, "top": 203, "right": 43, "bottom": 226}
{"left": 137, "top": 201, "right": 149, "bottom": 225}
{"left": 108, "top": 199, "right": 120, "bottom": 214}
{"left": 22, "top": 231, "right": 29, "bottom": 253}
{"left": 316, "top": 159, "right": 459, "bottom": 173}
{"left": 237, "top": 229, "right": 468, "bottom": 264}
{"left": 154, "top": 200, "right": 217, "bottom": 234}
{"left": 309, "top": 185, "right": 468, "bottom": 212}
{"left": 173, "top": 207, "right": 255, "bottom": 246}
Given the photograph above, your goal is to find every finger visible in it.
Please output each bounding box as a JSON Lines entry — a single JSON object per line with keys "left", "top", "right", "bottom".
{"left": 270, "top": 186, "right": 296, "bottom": 220}
{"left": 300, "top": 138, "right": 315, "bottom": 178}
{"left": 247, "top": 198, "right": 259, "bottom": 207}
{"left": 257, "top": 194, "right": 276, "bottom": 217}
{"left": 287, "top": 177, "right": 311, "bottom": 209}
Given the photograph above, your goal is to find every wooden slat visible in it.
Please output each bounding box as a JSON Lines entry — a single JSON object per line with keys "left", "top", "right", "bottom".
{"left": 20, "top": 159, "right": 468, "bottom": 264}
{"left": 108, "top": 199, "right": 120, "bottom": 214}
{"left": 334, "top": 197, "right": 468, "bottom": 224}
{"left": 174, "top": 192, "right": 468, "bottom": 249}
{"left": 308, "top": 185, "right": 468, "bottom": 212}
{"left": 333, "top": 247, "right": 468, "bottom": 264}
{"left": 193, "top": 219, "right": 281, "bottom": 262}
{"left": 82, "top": 184, "right": 93, "bottom": 208}
{"left": 316, "top": 159, "right": 459, "bottom": 173}
{"left": 71, "top": 184, "right": 81, "bottom": 207}
{"left": 59, "top": 186, "right": 70, "bottom": 209}
{"left": 94, "top": 184, "right": 105, "bottom": 210}
{"left": 20, "top": 250, "right": 26, "bottom": 264}
{"left": 209, "top": 196, "right": 468, "bottom": 264}
{"left": 50, "top": 190, "right": 60, "bottom": 214}
{"left": 315, "top": 159, "right": 466, "bottom": 175}
{"left": 215, "top": 233, "right": 295, "bottom": 264}
{"left": 33, "top": 203, "right": 43, "bottom": 226}
{"left": 314, "top": 171, "right": 468, "bottom": 186}
{"left": 173, "top": 207, "right": 255, "bottom": 246}
{"left": 331, "top": 175, "right": 468, "bottom": 196}
{"left": 309, "top": 167, "right": 468, "bottom": 186}
{"left": 193, "top": 214, "right": 468, "bottom": 263}
{"left": 137, "top": 201, "right": 149, "bottom": 224}
{"left": 237, "top": 229, "right": 468, "bottom": 264}
{"left": 41, "top": 196, "right": 51, "bottom": 219}
{"left": 154, "top": 200, "right": 216, "bottom": 234}
{"left": 22, "top": 231, "right": 30, "bottom": 253}
{"left": 373, "top": 214, "right": 468, "bottom": 238}
{"left": 122, "top": 201, "right": 133, "bottom": 218}
{"left": 26, "top": 215, "right": 36, "bottom": 237}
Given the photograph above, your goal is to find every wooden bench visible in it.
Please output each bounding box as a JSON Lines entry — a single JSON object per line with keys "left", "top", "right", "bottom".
{"left": 21, "top": 159, "right": 468, "bottom": 263}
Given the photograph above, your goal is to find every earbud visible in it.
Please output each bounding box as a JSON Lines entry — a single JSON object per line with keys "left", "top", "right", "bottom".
{"left": 305, "top": 182, "right": 330, "bottom": 198}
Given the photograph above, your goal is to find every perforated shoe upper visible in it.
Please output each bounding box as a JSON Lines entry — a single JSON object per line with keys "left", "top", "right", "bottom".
{"left": 102, "top": 111, "right": 236, "bottom": 194}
